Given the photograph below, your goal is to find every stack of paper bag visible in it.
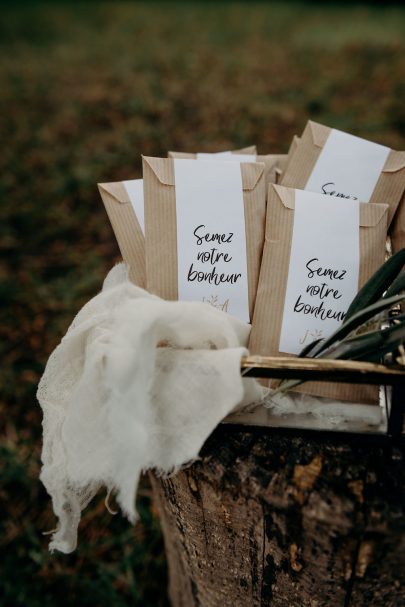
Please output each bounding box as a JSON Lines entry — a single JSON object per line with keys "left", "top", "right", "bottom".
{"left": 97, "top": 126, "right": 405, "bottom": 407}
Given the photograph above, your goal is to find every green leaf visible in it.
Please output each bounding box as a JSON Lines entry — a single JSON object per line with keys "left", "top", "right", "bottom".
{"left": 305, "top": 293, "right": 405, "bottom": 359}
{"left": 298, "top": 337, "right": 324, "bottom": 358}
{"left": 344, "top": 247, "right": 405, "bottom": 321}
{"left": 383, "top": 271, "right": 405, "bottom": 299}
{"left": 320, "top": 319, "right": 405, "bottom": 361}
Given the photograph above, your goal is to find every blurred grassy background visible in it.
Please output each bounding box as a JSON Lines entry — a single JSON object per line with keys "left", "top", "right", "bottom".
{"left": 0, "top": 1, "right": 404, "bottom": 605}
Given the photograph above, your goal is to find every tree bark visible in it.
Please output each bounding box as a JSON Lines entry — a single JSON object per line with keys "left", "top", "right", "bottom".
{"left": 150, "top": 428, "right": 405, "bottom": 607}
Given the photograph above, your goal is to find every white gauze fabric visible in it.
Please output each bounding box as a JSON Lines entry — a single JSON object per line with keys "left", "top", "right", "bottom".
{"left": 37, "top": 263, "right": 263, "bottom": 554}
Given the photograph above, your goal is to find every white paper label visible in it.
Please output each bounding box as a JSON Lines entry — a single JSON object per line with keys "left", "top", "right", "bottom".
{"left": 196, "top": 152, "right": 256, "bottom": 162}
{"left": 174, "top": 159, "right": 250, "bottom": 322}
{"left": 305, "top": 128, "right": 390, "bottom": 202}
{"left": 123, "top": 179, "right": 144, "bottom": 233}
{"left": 279, "top": 190, "right": 360, "bottom": 355}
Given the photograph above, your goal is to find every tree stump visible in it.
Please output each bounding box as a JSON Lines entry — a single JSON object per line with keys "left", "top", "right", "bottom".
{"left": 150, "top": 427, "right": 405, "bottom": 607}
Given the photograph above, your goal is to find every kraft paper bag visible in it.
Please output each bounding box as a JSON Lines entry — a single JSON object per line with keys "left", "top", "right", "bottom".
{"left": 168, "top": 148, "right": 287, "bottom": 187}
{"left": 260, "top": 154, "right": 288, "bottom": 185}
{"left": 287, "top": 134, "right": 300, "bottom": 157}
{"left": 143, "top": 156, "right": 266, "bottom": 322}
{"left": 98, "top": 179, "right": 146, "bottom": 287}
{"left": 390, "top": 191, "right": 405, "bottom": 254}
{"left": 281, "top": 121, "right": 405, "bottom": 227}
{"left": 279, "top": 135, "right": 300, "bottom": 180}
{"left": 249, "top": 184, "right": 389, "bottom": 404}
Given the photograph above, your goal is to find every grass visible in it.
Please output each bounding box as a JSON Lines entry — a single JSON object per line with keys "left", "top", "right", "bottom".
{"left": 0, "top": 1, "right": 404, "bottom": 605}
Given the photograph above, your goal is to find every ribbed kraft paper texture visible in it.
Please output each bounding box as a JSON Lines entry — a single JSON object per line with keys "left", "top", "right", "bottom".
{"left": 249, "top": 184, "right": 389, "bottom": 405}
{"left": 98, "top": 181, "right": 146, "bottom": 288}
{"left": 257, "top": 154, "right": 288, "bottom": 187}
{"left": 281, "top": 121, "right": 405, "bottom": 227}
{"left": 143, "top": 156, "right": 266, "bottom": 321}
{"left": 279, "top": 135, "right": 301, "bottom": 181}
{"left": 390, "top": 191, "right": 405, "bottom": 254}
{"left": 143, "top": 157, "right": 179, "bottom": 302}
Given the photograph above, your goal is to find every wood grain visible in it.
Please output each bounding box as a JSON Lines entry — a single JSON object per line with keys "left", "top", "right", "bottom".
{"left": 151, "top": 428, "right": 405, "bottom": 607}
{"left": 240, "top": 355, "right": 405, "bottom": 385}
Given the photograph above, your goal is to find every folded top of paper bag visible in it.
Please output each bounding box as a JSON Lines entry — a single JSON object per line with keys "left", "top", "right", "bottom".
{"left": 281, "top": 120, "right": 405, "bottom": 226}
{"left": 169, "top": 147, "right": 288, "bottom": 186}
{"left": 168, "top": 145, "right": 257, "bottom": 159}
{"left": 98, "top": 179, "right": 145, "bottom": 288}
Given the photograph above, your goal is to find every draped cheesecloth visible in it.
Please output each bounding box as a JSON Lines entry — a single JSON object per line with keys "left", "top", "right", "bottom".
{"left": 37, "top": 264, "right": 383, "bottom": 554}
{"left": 37, "top": 264, "right": 263, "bottom": 554}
